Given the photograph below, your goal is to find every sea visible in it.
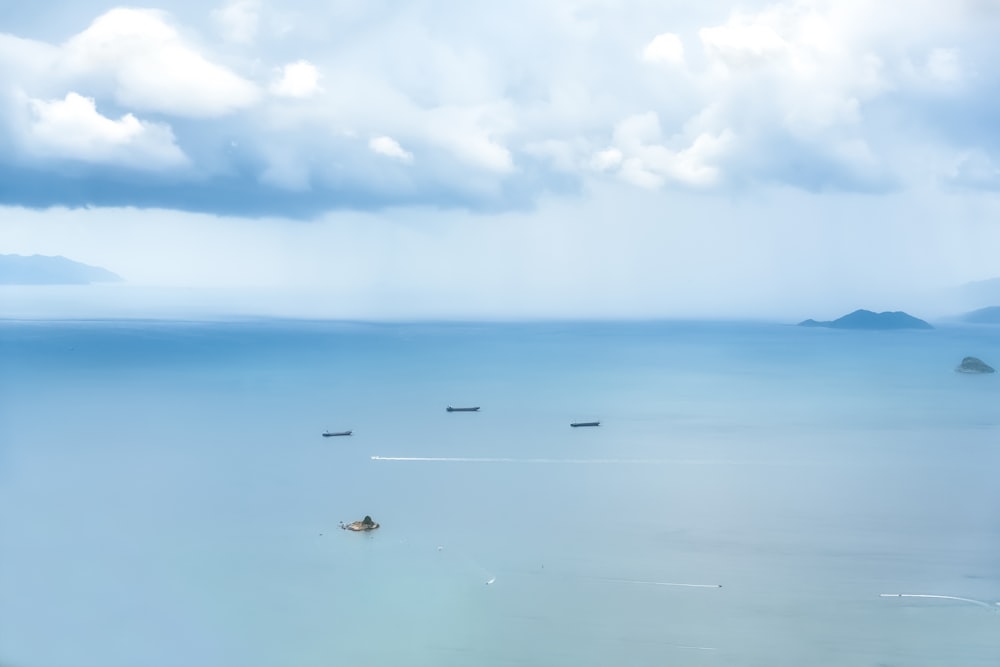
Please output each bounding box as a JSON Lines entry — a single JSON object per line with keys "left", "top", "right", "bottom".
{"left": 1, "top": 318, "right": 998, "bottom": 667}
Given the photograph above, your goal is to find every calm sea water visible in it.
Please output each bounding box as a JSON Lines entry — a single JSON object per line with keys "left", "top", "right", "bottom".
{"left": 1, "top": 319, "right": 998, "bottom": 667}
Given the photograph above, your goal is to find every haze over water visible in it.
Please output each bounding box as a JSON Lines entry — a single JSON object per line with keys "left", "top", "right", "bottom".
{"left": 2, "top": 319, "right": 999, "bottom": 667}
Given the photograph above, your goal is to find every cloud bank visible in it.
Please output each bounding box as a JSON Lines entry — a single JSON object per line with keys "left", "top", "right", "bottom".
{"left": 0, "top": 0, "right": 994, "bottom": 215}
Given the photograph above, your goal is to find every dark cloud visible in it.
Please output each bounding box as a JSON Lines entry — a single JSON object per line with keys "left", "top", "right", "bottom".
{"left": 0, "top": 148, "right": 583, "bottom": 218}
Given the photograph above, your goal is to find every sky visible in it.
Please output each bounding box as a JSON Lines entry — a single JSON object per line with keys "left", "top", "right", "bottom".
{"left": 2, "top": 0, "right": 1000, "bottom": 320}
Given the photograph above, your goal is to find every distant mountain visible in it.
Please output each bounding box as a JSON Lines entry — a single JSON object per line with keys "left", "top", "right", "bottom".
{"left": 799, "top": 309, "right": 933, "bottom": 330}
{"left": 960, "top": 306, "right": 1000, "bottom": 324}
{"left": 0, "top": 254, "right": 122, "bottom": 285}
{"left": 953, "top": 278, "right": 1000, "bottom": 309}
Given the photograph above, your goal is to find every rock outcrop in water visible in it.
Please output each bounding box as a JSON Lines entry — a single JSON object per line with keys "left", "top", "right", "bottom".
{"left": 955, "top": 357, "right": 995, "bottom": 374}
{"left": 798, "top": 309, "right": 933, "bottom": 330}
{"left": 340, "top": 515, "right": 379, "bottom": 531}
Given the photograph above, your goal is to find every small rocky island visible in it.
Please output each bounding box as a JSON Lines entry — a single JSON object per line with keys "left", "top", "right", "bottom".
{"left": 798, "top": 309, "right": 933, "bottom": 330}
{"left": 955, "top": 357, "right": 995, "bottom": 374}
{"left": 341, "top": 515, "right": 379, "bottom": 531}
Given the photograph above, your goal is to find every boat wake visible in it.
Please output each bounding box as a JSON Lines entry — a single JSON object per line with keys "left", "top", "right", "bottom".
{"left": 880, "top": 593, "right": 999, "bottom": 610}
{"left": 591, "top": 577, "right": 722, "bottom": 589}
{"left": 371, "top": 456, "right": 759, "bottom": 465}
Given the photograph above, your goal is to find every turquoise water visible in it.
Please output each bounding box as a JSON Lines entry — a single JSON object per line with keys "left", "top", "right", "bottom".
{"left": 2, "top": 320, "right": 999, "bottom": 666}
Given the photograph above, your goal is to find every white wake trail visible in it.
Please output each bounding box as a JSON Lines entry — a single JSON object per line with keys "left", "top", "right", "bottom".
{"left": 880, "top": 593, "right": 998, "bottom": 610}
{"left": 596, "top": 577, "right": 722, "bottom": 589}
{"left": 371, "top": 456, "right": 754, "bottom": 465}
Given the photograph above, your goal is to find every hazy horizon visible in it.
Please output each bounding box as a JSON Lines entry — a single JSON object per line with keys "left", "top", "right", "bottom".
{"left": 2, "top": 281, "right": 998, "bottom": 323}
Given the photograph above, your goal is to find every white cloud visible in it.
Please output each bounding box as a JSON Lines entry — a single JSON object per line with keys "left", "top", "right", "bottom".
{"left": 270, "top": 60, "right": 322, "bottom": 98}
{"left": 642, "top": 33, "right": 685, "bottom": 66}
{"left": 618, "top": 158, "right": 665, "bottom": 189}
{"left": 0, "top": 34, "right": 60, "bottom": 83}
{"left": 369, "top": 136, "right": 413, "bottom": 163}
{"left": 619, "top": 3, "right": 900, "bottom": 191}
{"left": 697, "top": 6, "right": 888, "bottom": 107}
{"left": 22, "top": 92, "right": 187, "bottom": 169}
{"left": 424, "top": 105, "right": 514, "bottom": 173}
{"left": 700, "top": 17, "right": 788, "bottom": 70}
{"left": 598, "top": 112, "right": 731, "bottom": 188}
{"left": 212, "top": 0, "right": 261, "bottom": 45}
{"left": 589, "top": 147, "right": 623, "bottom": 172}
{"left": 0, "top": 0, "right": 995, "bottom": 209}
{"left": 62, "top": 8, "right": 260, "bottom": 117}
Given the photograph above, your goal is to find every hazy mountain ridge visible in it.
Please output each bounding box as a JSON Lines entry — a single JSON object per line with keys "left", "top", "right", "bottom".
{"left": 960, "top": 306, "right": 1000, "bottom": 323}
{"left": 0, "top": 254, "right": 122, "bottom": 285}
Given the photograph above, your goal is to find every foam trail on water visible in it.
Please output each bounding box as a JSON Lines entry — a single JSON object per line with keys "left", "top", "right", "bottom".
{"left": 371, "top": 456, "right": 755, "bottom": 465}
{"left": 597, "top": 577, "right": 722, "bottom": 589}
{"left": 880, "top": 593, "right": 997, "bottom": 610}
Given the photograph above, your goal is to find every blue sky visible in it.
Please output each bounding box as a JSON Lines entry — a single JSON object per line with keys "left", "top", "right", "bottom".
{"left": 2, "top": 1, "right": 1000, "bottom": 319}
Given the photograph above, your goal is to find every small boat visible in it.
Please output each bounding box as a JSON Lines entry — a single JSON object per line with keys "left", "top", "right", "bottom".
{"left": 322, "top": 431, "right": 353, "bottom": 437}
{"left": 446, "top": 406, "right": 480, "bottom": 412}
{"left": 570, "top": 421, "right": 600, "bottom": 428}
